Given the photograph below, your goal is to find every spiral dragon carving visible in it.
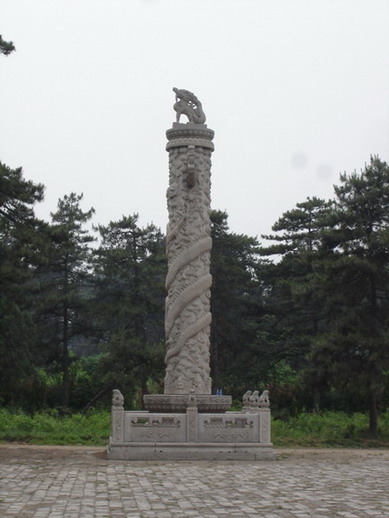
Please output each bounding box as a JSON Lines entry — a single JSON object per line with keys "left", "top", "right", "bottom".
{"left": 164, "top": 123, "right": 214, "bottom": 395}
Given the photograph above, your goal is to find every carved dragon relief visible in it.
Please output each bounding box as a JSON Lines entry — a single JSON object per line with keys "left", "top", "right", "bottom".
{"left": 164, "top": 139, "right": 213, "bottom": 394}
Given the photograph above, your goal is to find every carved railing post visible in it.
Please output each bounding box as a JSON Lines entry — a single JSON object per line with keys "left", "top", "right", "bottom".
{"left": 259, "top": 408, "right": 271, "bottom": 444}
{"left": 186, "top": 390, "right": 199, "bottom": 442}
{"left": 258, "top": 390, "right": 271, "bottom": 444}
{"left": 111, "top": 389, "right": 124, "bottom": 443}
{"left": 241, "top": 389, "right": 272, "bottom": 444}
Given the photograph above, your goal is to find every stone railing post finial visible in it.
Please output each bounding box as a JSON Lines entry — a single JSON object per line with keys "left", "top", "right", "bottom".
{"left": 242, "top": 389, "right": 270, "bottom": 411}
{"left": 112, "top": 389, "right": 124, "bottom": 409}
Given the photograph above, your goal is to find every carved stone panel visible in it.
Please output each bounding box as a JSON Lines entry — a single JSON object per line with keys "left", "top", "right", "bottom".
{"left": 198, "top": 413, "right": 259, "bottom": 443}
{"left": 143, "top": 393, "right": 231, "bottom": 413}
{"left": 124, "top": 413, "right": 186, "bottom": 443}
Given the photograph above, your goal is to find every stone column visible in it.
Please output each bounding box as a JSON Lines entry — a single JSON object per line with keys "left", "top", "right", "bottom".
{"left": 164, "top": 123, "right": 215, "bottom": 395}
{"left": 144, "top": 90, "right": 230, "bottom": 413}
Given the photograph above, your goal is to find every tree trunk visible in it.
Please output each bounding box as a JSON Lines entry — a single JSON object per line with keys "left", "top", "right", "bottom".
{"left": 82, "top": 388, "right": 110, "bottom": 413}
{"left": 141, "top": 375, "right": 148, "bottom": 399}
{"left": 369, "top": 391, "right": 378, "bottom": 437}
{"left": 62, "top": 259, "right": 70, "bottom": 408}
{"left": 313, "top": 388, "right": 321, "bottom": 413}
{"left": 62, "top": 302, "right": 70, "bottom": 408}
{"left": 368, "top": 275, "right": 378, "bottom": 437}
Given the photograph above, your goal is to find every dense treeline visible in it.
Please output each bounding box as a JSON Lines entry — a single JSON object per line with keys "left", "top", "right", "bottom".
{"left": 1, "top": 157, "right": 389, "bottom": 435}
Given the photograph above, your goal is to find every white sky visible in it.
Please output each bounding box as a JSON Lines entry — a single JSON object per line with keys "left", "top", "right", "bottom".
{"left": 1, "top": 0, "right": 388, "bottom": 241}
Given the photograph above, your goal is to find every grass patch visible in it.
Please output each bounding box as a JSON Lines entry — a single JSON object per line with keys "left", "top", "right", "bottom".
{"left": 272, "top": 410, "right": 389, "bottom": 448}
{"left": 0, "top": 408, "right": 110, "bottom": 445}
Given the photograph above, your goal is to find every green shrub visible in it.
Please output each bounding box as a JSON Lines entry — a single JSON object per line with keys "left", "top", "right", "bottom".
{"left": 0, "top": 408, "right": 110, "bottom": 445}
{"left": 272, "top": 410, "right": 389, "bottom": 447}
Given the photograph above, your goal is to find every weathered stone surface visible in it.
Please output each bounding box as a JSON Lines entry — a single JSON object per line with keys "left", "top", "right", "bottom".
{"left": 166, "top": 123, "right": 215, "bottom": 150}
{"left": 107, "top": 442, "right": 274, "bottom": 461}
{"left": 164, "top": 122, "right": 215, "bottom": 396}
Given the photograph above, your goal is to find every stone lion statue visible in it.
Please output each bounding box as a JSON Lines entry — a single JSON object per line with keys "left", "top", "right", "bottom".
{"left": 112, "top": 389, "right": 124, "bottom": 408}
{"left": 242, "top": 390, "right": 252, "bottom": 407}
{"left": 242, "top": 389, "right": 270, "bottom": 409}
{"left": 249, "top": 390, "right": 260, "bottom": 407}
{"left": 259, "top": 390, "right": 270, "bottom": 408}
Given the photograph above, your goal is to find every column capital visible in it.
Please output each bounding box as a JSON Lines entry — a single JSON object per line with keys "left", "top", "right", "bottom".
{"left": 166, "top": 123, "right": 214, "bottom": 151}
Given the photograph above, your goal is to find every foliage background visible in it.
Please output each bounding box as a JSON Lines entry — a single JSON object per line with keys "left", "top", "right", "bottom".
{"left": 1, "top": 158, "right": 389, "bottom": 440}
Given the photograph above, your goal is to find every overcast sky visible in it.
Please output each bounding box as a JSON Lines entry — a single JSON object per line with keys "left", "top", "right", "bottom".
{"left": 1, "top": 0, "right": 388, "bottom": 241}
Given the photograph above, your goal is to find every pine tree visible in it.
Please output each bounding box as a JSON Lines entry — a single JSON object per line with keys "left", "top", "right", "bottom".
{"left": 41, "top": 193, "right": 95, "bottom": 408}
{"left": 210, "top": 210, "right": 266, "bottom": 395}
{"left": 92, "top": 215, "right": 165, "bottom": 404}
{"left": 311, "top": 157, "right": 389, "bottom": 433}
{"left": 0, "top": 35, "right": 15, "bottom": 56}
{"left": 259, "top": 197, "right": 335, "bottom": 409}
{"left": 0, "top": 162, "right": 45, "bottom": 406}
{"left": 260, "top": 159, "right": 389, "bottom": 428}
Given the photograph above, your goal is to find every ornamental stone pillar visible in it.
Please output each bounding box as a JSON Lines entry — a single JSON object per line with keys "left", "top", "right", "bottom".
{"left": 164, "top": 122, "right": 214, "bottom": 395}
{"left": 143, "top": 88, "right": 231, "bottom": 413}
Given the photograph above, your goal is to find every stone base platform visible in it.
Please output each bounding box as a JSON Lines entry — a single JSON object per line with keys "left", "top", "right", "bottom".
{"left": 143, "top": 393, "right": 232, "bottom": 413}
{"left": 107, "top": 441, "right": 274, "bottom": 461}
{"left": 107, "top": 402, "right": 274, "bottom": 461}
